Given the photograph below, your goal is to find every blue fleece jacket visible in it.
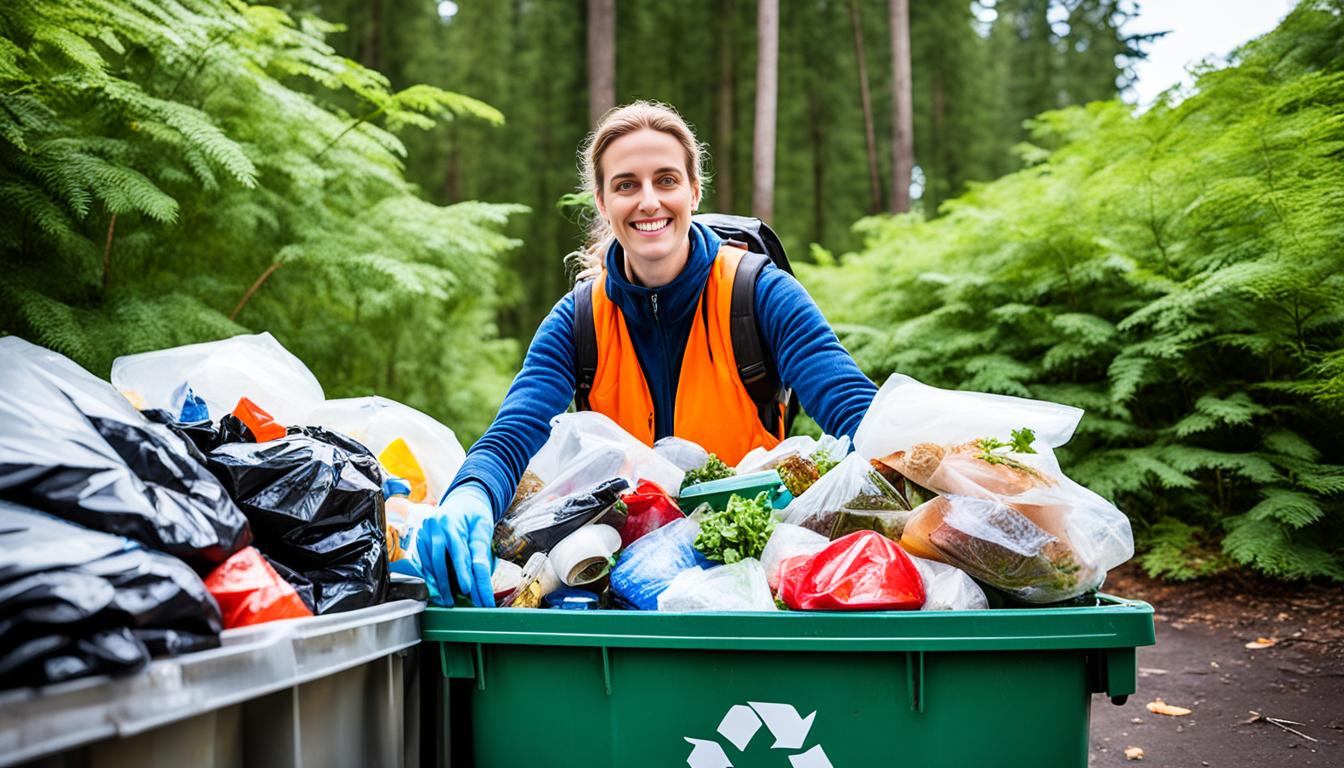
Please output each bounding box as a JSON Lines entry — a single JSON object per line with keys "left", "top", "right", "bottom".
{"left": 448, "top": 222, "right": 878, "bottom": 517}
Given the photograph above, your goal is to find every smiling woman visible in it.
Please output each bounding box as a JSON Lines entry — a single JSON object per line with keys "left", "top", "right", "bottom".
{"left": 410, "top": 101, "right": 881, "bottom": 607}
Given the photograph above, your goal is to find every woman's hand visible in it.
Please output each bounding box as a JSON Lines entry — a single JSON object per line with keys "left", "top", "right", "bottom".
{"left": 414, "top": 484, "right": 496, "bottom": 607}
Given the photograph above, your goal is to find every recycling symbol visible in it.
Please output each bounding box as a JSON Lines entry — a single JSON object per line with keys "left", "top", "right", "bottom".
{"left": 684, "top": 701, "right": 833, "bottom": 767}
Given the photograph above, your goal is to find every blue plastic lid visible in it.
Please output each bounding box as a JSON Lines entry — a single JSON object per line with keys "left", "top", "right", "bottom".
{"left": 382, "top": 477, "right": 412, "bottom": 500}
{"left": 544, "top": 587, "right": 600, "bottom": 610}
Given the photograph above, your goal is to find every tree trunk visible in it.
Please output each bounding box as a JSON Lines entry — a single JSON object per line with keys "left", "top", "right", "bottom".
{"left": 587, "top": 0, "right": 616, "bottom": 126}
{"left": 890, "top": 0, "right": 913, "bottom": 213}
{"left": 752, "top": 0, "right": 778, "bottom": 224}
{"left": 849, "top": 0, "right": 882, "bottom": 214}
{"left": 715, "top": 0, "right": 735, "bottom": 212}
{"left": 362, "top": 0, "right": 382, "bottom": 72}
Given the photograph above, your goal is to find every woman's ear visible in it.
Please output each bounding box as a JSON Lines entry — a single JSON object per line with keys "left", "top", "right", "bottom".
{"left": 594, "top": 189, "right": 607, "bottom": 221}
{"left": 691, "top": 179, "right": 702, "bottom": 211}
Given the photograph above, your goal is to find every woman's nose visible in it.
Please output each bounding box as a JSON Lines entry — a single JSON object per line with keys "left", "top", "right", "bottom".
{"left": 638, "top": 183, "right": 659, "bottom": 212}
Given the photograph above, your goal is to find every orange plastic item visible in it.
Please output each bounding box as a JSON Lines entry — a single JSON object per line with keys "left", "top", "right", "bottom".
{"left": 204, "top": 546, "right": 313, "bottom": 628}
{"left": 232, "top": 397, "right": 287, "bottom": 442}
{"left": 779, "top": 530, "right": 925, "bottom": 611}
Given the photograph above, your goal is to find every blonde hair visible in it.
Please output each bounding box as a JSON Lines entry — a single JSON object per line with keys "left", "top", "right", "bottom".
{"left": 568, "top": 101, "right": 708, "bottom": 280}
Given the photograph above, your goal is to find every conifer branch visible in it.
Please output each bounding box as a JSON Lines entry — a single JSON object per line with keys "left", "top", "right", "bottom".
{"left": 230, "top": 261, "right": 282, "bottom": 321}
{"left": 101, "top": 213, "right": 116, "bottom": 292}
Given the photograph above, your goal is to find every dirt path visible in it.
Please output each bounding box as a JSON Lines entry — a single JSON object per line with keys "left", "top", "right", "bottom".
{"left": 1089, "top": 564, "right": 1344, "bottom": 766}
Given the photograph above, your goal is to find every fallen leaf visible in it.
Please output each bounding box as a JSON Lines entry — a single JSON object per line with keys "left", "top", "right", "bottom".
{"left": 1124, "top": 746, "right": 1145, "bottom": 761}
{"left": 1245, "top": 637, "right": 1277, "bottom": 649}
{"left": 1147, "top": 700, "right": 1193, "bottom": 717}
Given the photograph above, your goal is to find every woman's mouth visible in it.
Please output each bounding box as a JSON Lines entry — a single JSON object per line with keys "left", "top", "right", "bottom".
{"left": 631, "top": 218, "right": 671, "bottom": 236}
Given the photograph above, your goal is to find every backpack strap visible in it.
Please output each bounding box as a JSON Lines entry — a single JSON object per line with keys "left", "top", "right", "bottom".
{"left": 572, "top": 279, "right": 598, "bottom": 411}
{"left": 730, "top": 250, "right": 793, "bottom": 437}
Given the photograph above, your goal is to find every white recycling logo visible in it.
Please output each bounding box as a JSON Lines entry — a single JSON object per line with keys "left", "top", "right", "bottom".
{"left": 684, "top": 701, "right": 833, "bottom": 768}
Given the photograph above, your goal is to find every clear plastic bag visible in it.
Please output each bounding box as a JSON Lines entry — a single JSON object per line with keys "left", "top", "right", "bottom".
{"left": 527, "top": 412, "right": 683, "bottom": 492}
{"left": 901, "top": 486, "right": 1133, "bottom": 603}
{"left": 782, "top": 454, "right": 912, "bottom": 539}
{"left": 759, "top": 523, "right": 830, "bottom": 591}
{"left": 854, "top": 373, "right": 1083, "bottom": 463}
{"left": 908, "top": 555, "right": 988, "bottom": 611}
{"left": 735, "top": 434, "right": 851, "bottom": 476}
{"left": 653, "top": 436, "right": 710, "bottom": 473}
{"left": 111, "top": 332, "right": 325, "bottom": 427}
{"left": 610, "top": 516, "right": 712, "bottom": 611}
{"left": 305, "top": 396, "right": 467, "bottom": 504}
{"left": 656, "top": 558, "right": 776, "bottom": 612}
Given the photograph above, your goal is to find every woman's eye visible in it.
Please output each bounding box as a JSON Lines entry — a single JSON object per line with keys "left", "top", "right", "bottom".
{"left": 659, "top": 176, "right": 677, "bottom": 186}
{"left": 616, "top": 181, "right": 635, "bottom": 192}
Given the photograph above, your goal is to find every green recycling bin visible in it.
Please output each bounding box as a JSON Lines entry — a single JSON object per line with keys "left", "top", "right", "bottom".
{"left": 423, "top": 596, "right": 1154, "bottom": 767}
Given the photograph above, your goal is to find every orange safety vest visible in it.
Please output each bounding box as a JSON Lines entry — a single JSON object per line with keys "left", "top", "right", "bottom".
{"left": 586, "top": 245, "right": 784, "bottom": 466}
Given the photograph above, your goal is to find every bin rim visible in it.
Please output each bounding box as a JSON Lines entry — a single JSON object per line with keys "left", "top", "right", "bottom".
{"left": 422, "top": 593, "right": 1155, "bottom": 652}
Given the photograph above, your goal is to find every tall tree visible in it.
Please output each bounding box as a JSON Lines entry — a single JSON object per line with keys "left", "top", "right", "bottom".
{"left": 587, "top": 0, "right": 616, "bottom": 125}
{"left": 714, "top": 0, "right": 736, "bottom": 212}
{"left": 752, "top": 0, "right": 778, "bottom": 223}
{"left": 849, "top": 0, "right": 883, "bottom": 213}
{"left": 890, "top": 0, "right": 913, "bottom": 213}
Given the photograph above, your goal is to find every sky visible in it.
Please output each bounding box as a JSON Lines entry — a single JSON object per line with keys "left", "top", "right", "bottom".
{"left": 1124, "top": 0, "right": 1298, "bottom": 104}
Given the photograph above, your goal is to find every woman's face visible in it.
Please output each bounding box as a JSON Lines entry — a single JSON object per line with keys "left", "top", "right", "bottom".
{"left": 595, "top": 128, "right": 700, "bottom": 285}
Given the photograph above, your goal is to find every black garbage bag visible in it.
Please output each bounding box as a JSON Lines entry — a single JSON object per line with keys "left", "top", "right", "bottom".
{"left": 203, "top": 427, "right": 389, "bottom": 615}
{"left": 0, "top": 338, "right": 252, "bottom": 574}
{"left": 0, "top": 502, "right": 224, "bottom": 689}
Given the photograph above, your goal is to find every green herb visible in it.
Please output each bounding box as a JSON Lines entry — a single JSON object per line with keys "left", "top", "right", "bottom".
{"left": 810, "top": 448, "right": 840, "bottom": 477}
{"left": 680, "top": 453, "right": 735, "bottom": 492}
{"left": 975, "top": 426, "right": 1042, "bottom": 476}
{"left": 694, "top": 491, "right": 777, "bottom": 564}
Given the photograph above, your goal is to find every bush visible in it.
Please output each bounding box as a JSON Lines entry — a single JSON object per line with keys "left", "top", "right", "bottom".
{"left": 802, "top": 1, "right": 1344, "bottom": 581}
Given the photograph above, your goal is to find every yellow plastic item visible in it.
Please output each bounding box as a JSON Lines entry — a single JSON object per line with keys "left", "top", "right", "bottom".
{"left": 379, "top": 438, "right": 427, "bottom": 502}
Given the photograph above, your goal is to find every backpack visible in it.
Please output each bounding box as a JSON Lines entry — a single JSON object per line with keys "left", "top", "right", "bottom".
{"left": 572, "top": 213, "right": 800, "bottom": 437}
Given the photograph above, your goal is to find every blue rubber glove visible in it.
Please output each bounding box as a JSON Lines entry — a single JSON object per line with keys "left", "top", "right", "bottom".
{"left": 415, "top": 483, "right": 496, "bottom": 607}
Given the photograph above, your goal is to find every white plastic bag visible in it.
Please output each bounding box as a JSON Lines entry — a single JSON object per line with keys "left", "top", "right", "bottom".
{"left": 908, "top": 555, "right": 988, "bottom": 611}
{"left": 735, "top": 434, "right": 851, "bottom": 476}
{"left": 527, "top": 412, "right": 683, "bottom": 492}
{"left": 782, "top": 454, "right": 912, "bottom": 539}
{"left": 306, "top": 396, "right": 466, "bottom": 503}
{"left": 854, "top": 373, "right": 1082, "bottom": 463}
{"left": 111, "top": 332, "right": 324, "bottom": 426}
{"left": 653, "top": 436, "right": 710, "bottom": 473}
{"left": 656, "top": 558, "right": 776, "bottom": 612}
{"left": 759, "top": 523, "right": 829, "bottom": 591}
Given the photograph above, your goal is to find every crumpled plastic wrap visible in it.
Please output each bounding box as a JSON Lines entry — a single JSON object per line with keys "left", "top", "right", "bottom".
{"left": 493, "top": 477, "right": 629, "bottom": 563}
{"left": 908, "top": 554, "right": 988, "bottom": 611}
{"left": 610, "top": 517, "right": 712, "bottom": 611}
{"left": 656, "top": 558, "right": 776, "bottom": 612}
{"left": 759, "top": 523, "right": 830, "bottom": 591}
{"left": 779, "top": 530, "right": 925, "bottom": 611}
{"left": 527, "top": 411, "right": 683, "bottom": 492}
{"left": 735, "top": 434, "right": 850, "bottom": 476}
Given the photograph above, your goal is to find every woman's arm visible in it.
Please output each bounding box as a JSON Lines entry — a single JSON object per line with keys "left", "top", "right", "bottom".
{"left": 754, "top": 266, "right": 877, "bottom": 439}
{"left": 445, "top": 293, "right": 579, "bottom": 517}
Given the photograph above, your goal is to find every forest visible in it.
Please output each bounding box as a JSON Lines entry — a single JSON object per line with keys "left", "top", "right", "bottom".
{"left": 1, "top": 0, "right": 1340, "bottom": 581}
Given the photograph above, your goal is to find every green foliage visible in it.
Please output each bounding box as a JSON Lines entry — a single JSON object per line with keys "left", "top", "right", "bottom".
{"left": 803, "top": 1, "right": 1344, "bottom": 581}
{"left": 681, "top": 453, "right": 736, "bottom": 492}
{"left": 694, "top": 492, "right": 777, "bottom": 564}
{"left": 0, "top": 0, "right": 524, "bottom": 441}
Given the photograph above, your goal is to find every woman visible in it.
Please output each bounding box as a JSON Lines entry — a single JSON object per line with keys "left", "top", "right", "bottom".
{"left": 416, "top": 101, "right": 877, "bottom": 606}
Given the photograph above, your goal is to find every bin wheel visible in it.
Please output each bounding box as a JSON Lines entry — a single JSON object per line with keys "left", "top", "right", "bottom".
{"left": 1110, "top": 695, "right": 1128, "bottom": 706}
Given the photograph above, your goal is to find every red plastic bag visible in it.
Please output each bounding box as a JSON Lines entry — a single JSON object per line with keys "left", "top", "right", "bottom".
{"left": 619, "top": 480, "right": 684, "bottom": 549}
{"left": 232, "top": 397, "right": 287, "bottom": 442}
{"left": 205, "top": 546, "right": 313, "bottom": 628}
{"left": 779, "top": 531, "right": 925, "bottom": 611}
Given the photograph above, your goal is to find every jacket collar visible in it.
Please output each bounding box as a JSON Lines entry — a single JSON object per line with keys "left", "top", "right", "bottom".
{"left": 603, "top": 221, "right": 722, "bottom": 328}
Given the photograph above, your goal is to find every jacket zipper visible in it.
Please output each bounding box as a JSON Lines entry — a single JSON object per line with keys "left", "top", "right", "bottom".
{"left": 650, "top": 292, "right": 674, "bottom": 438}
